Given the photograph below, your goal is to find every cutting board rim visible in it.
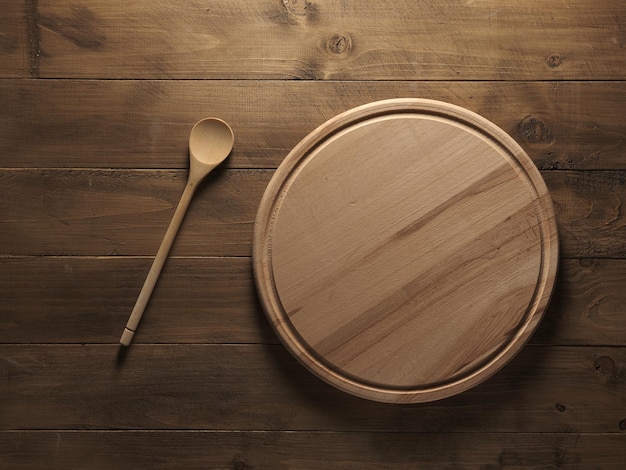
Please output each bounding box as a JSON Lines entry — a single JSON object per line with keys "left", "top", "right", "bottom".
{"left": 253, "top": 98, "right": 559, "bottom": 403}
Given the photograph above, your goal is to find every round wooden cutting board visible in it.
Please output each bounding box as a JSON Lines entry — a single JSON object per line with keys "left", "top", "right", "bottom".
{"left": 253, "top": 99, "right": 559, "bottom": 403}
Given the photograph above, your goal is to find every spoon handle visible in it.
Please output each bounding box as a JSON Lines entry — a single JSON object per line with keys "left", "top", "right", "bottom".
{"left": 120, "top": 182, "right": 196, "bottom": 346}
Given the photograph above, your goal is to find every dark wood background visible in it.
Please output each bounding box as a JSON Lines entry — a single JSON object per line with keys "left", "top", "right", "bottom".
{"left": 1, "top": 1, "right": 625, "bottom": 468}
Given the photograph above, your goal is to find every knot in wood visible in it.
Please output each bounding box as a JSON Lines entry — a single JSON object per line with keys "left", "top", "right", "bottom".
{"left": 594, "top": 355, "right": 616, "bottom": 375}
{"left": 282, "top": 0, "right": 318, "bottom": 21}
{"left": 327, "top": 33, "right": 352, "bottom": 55}
{"left": 516, "top": 116, "right": 555, "bottom": 145}
{"left": 547, "top": 53, "right": 563, "bottom": 68}
{"left": 554, "top": 448, "right": 567, "bottom": 464}
{"left": 578, "top": 258, "right": 595, "bottom": 268}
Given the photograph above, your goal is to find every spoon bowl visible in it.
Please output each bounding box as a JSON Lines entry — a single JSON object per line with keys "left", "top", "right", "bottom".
{"left": 120, "top": 117, "right": 234, "bottom": 346}
{"left": 190, "top": 117, "right": 235, "bottom": 168}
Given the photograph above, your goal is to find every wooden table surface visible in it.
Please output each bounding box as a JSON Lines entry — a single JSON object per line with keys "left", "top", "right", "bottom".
{"left": 1, "top": 1, "right": 625, "bottom": 468}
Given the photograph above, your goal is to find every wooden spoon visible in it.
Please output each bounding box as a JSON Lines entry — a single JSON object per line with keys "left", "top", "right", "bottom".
{"left": 120, "top": 118, "right": 234, "bottom": 346}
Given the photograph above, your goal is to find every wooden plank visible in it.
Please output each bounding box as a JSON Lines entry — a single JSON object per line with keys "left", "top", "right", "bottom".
{"left": 0, "top": 169, "right": 624, "bottom": 258}
{"left": 545, "top": 171, "right": 626, "bottom": 259}
{"left": 0, "top": 257, "right": 274, "bottom": 345}
{"left": 1, "top": 431, "right": 625, "bottom": 469}
{"left": 0, "top": 169, "right": 269, "bottom": 257}
{"left": 0, "top": 1, "right": 32, "bottom": 77}
{"left": 1, "top": 79, "right": 625, "bottom": 170}
{"left": 36, "top": 0, "right": 626, "bottom": 79}
{"left": 534, "top": 259, "right": 626, "bottom": 347}
{"left": 2, "top": 257, "right": 624, "bottom": 347}
{"left": 1, "top": 344, "right": 625, "bottom": 432}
